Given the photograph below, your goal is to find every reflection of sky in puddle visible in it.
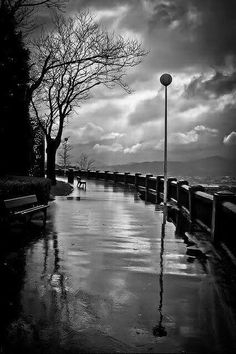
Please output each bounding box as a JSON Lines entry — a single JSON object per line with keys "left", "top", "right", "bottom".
{"left": 5, "top": 179, "right": 235, "bottom": 353}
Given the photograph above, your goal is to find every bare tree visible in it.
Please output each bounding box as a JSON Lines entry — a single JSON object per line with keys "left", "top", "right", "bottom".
{"left": 77, "top": 153, "right": 95, "bottom": 171}
{"left": 57, "top": 137, "right": 72, "bottom": 175}
{"left": 30, "top": 11, "right": 147, "bottom": 183}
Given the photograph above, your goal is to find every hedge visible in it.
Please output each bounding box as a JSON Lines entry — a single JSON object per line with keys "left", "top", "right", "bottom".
{"left": 0, "top": 175, "right": 51, "bottom": 205}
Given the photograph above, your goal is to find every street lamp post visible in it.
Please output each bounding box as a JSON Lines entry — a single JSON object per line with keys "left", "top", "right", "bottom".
{"left": 160, "top": 73, "right": 172, "bottom": 208}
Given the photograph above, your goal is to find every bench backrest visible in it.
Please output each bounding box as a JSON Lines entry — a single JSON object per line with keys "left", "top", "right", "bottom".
{"left": 4, "top": 194, "right": 38, "bottom": 210}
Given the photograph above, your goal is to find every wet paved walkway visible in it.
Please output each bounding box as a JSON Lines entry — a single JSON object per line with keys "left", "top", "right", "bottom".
{"left": 1, "top": 179, "right": 236, "bottom": 353}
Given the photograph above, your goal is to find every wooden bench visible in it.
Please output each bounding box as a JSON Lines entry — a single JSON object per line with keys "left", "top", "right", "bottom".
{"left": 4, "top": 194, "right": 49, "bottom": 226}
{"left": 76, "top": 177, "right": 86, "bottom": 190}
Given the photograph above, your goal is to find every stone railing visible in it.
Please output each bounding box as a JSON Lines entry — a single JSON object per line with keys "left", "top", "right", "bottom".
{"left": 56, "top": 168, "right": 236, "bottom": 248}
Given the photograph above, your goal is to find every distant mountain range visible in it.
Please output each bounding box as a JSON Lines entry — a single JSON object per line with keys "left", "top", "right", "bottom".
{"left": 99, "top": 156, "right": 236, "bottom": 177}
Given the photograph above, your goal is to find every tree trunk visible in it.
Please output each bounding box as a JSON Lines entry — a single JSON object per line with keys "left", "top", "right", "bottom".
{"left": 46, "top": 141, "right": 57, "bottom": 184}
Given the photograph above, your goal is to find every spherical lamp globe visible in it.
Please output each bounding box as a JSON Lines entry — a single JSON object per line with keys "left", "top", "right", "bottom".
{"left": 160, "top": 73, "right": 172, "bottom": 86}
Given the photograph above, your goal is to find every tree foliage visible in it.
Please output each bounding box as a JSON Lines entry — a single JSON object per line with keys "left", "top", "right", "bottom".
{"left": 0, "top": 1, "right": 33, "bottom": 175}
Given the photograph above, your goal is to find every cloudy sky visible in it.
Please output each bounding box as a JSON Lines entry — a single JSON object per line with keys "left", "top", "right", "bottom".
{"left": 59, "top": 0, "right": 236, "bottom": 165}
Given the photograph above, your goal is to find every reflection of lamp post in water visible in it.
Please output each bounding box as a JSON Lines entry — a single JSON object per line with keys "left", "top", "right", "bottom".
{"left": 153, "top": 217, "right": 167, "bottom": 337}
{"left": 160, "top": 74, "right": 172, "bottom": 214}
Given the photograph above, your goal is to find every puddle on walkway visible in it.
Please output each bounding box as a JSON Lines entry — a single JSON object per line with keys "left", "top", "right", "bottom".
{"left": 1, "top": 179, "right": 236, "bottom": 353}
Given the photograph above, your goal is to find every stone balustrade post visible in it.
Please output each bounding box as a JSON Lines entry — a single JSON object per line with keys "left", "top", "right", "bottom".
{"left": 211, "top": 191, "right": 236, "bottom": 242}
{"left": 156, "top": 175, "right": 164, "bottom": 203}
{"left": 124, "top": 172, "right": 130, "bottom": 185}
{"left": 145, "top": 174, "right": 153, "bottom": 192}
{"left": 177, "top": 180, "right": 188, "bottom": 209}
{"left": 112, "top": 171, "right": 118, "bottom": 183}
{"left": 104, "top": 170, "right": 109, "bottom": 181}
{"left": 145, "top": 174, "right": 153, "bottom": 202}
{"left": 189, "top": 185, "right": 205, "bottom": 224}
{"left": 135, "top": 173, "right": 141, "bottom": 188}
{"left": 167, "top": 177, "right": 177, "bottom": 201}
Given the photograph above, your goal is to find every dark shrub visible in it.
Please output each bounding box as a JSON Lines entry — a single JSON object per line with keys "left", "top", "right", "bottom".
{"left": 0, "top": 176, "right": 51, "bottom": 205}
{"left": 0, "top": 3, "right": 33, "bottom": 176}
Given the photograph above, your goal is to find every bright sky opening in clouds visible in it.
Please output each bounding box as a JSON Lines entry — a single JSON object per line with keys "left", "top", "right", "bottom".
{"left": 61, "top": 0, "right": 236, "bottom": 165}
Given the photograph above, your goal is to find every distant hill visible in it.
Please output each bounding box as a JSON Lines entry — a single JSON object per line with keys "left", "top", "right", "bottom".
{"left": 101, "top": 156, "right": 236, "bottom": 177}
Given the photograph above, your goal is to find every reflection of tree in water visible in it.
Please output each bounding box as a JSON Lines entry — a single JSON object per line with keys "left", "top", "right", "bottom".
{"left": 42, "top": 232, "right": 49, "bottom": 276}
{"left": 1, "top": 247, "right": 26, "bottom": 349}
{"left": 133, "top": 191, "right": 140, "bottom": 202}
{"left": 1, "top": 226, "right": 44, "bottom": 351}
{"left": 52, "top": 232, "right": 60, "bottom": 273}
{"left": 42, "top": 232, "right": 70, "bottom": 321}
{"left": 153, "top": 208, "right": 167, "bottom": 337}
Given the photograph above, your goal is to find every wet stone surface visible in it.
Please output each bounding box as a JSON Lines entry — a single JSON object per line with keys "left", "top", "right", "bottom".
{"left": 1, "top": 179, "right": 236, "bottom": 353}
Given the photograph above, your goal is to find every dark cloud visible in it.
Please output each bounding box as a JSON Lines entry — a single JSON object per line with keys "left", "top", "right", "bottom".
{"left": 128, "top": 95, "right": 163, "bottom": 126}
{"left": 148, "top": 1, "right": 188, "bottom": 29}
{"left": 191, "top": 101, "right": 236, "bottom": 142}
{"left": 67, "top": 0, "right": 236, "bottom": 73}
{"left": 104, "top": 0, "right": 236, "bottom": 76}
{"left": 147, "top": 0, "right": 236, "bottom": 66}
{"left": 215, "top": 103, "right": 236, "bottom": 137}
{"left": 185, "top": 71, "right": 236, "bottom": 99}
{"left": 193, "top": 0, "right": 236, "bottom": 66}
{"left": 60, "top": 0, "right": 236, "bottom": 162}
